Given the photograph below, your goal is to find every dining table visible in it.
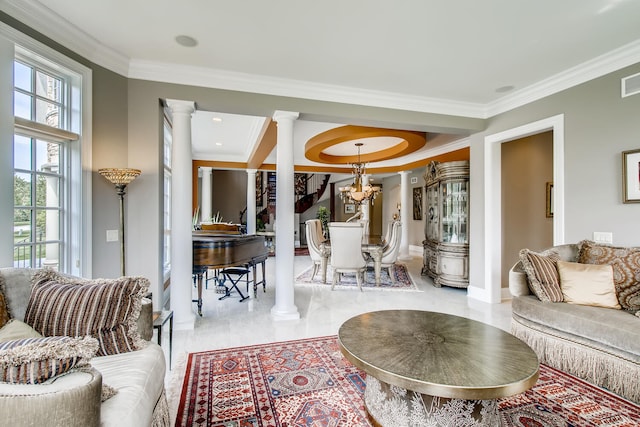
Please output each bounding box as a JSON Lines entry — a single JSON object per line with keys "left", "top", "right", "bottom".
{"left": 320, "top": 234, "right": 385, "bottom": 286}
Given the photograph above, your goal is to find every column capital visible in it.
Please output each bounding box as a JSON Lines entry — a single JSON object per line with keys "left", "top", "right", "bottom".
{"left": 166, "top": 99, "right": 195, "bottom": 115}
{"left": 398, "top": 170, "right": 410, "bottom": 176}
{"left": 200, "top": 166, "right": 212, "bottom": 173}
{"left": 272, "top": 110, "right": 299, "bottom": 123}
{"left": 246, "top": 169, "right": 258, "bottom": 175}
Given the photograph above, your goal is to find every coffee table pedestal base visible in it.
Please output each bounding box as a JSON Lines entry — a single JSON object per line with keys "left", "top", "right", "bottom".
{"left": 364, "top": 376, "right": 500, "bottom": 427}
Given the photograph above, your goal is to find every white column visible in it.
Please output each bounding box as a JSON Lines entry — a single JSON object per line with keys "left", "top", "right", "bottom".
{"left": 200, "top": 166, "right": 212, "bottom": 222}
{"left": 398, "top": 171, "right": 411, "bottom": 260}
{"left": 271, "top": 111, "right": 300, "bottom": 321}
{"left": 246, "top": 169, "right": 257, "bottom": 234}
{"left": 361, "top": 174, "right": 371, "bottom": 235}
{"left": 166, "top": 99, "right": 196, "bottom": 330}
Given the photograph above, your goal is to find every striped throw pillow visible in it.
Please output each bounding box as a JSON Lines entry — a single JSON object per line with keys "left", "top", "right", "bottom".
{"left": 25, "top": 270, "right": 149, "bottom": 356}
{"left": 0, "top": 335, "right": 97, "bottom": 384}
{"left": 519, "top": 248, "right": 563, "bottom": 302}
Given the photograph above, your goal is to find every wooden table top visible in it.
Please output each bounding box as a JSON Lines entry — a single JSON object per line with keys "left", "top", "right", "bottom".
{"left": 338, "top": 310, "right": 539, "bottom": 400}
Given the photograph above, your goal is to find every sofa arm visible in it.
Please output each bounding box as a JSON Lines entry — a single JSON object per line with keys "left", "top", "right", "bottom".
{"left": 0, "top": 368, "right": 102, "bottom": 427}
{"left": 137, "top": 298, "right": 153, "bottom": 341}
{"left": 509, "top": 261, "right": 531, "bottom": 297}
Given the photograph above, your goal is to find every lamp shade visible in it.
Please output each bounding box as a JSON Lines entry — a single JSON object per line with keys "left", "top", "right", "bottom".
{"left": 98, "top": 168, "right": 141, "bottom": 185}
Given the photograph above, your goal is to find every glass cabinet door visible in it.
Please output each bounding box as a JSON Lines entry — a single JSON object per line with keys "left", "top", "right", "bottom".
{"left": 440, "top": 179, "right": 468, "bottom": 244}
{"left": 425, "top": 183, "right": 439, "bottom": 241}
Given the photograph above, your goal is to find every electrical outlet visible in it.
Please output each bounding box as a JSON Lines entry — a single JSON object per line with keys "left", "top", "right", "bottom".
{"left": 593, "top": 232, "right": 613, "bottom": 244}
{"left": 106, "top": 229, "right": 119, "bottom": 242}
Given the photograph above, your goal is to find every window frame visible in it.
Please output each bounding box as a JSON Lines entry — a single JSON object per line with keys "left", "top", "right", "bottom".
{"left": 1, "top": 22, "right": 92, "bottom": 276}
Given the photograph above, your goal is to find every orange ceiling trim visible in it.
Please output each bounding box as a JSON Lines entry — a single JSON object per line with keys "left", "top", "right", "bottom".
{"left": 247, "top": 119, "right": 276, "bottom": 169}
{"left": 193, "top": 160, "right": 248, "bottom": 169}
{"left": 305, "top": 125, "right": 426, "bottom": 164}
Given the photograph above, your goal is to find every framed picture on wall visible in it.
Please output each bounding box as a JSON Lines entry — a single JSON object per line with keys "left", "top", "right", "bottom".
{"left": 344, "top": 203, "right": 356, "bottom": 214}
{"left": 413, "top": 187, "right": 423, "bottom": 220}
{"left": 622, "top": 149, "right": 640, "bottom": 203}
{"left": 256, "top": 172, "right": 263, "bottom": 206}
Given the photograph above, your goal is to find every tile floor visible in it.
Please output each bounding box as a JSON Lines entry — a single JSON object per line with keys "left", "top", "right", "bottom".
{"left": 158, "top": 254, "right": 513, "bottom": 379}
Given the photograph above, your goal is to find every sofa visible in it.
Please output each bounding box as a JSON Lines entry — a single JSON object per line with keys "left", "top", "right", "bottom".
{"left": 0, "top": 267, "right": 170, "bottom": 427}
{"left": 509, "top": 242, "right": 640, "bottom": 403}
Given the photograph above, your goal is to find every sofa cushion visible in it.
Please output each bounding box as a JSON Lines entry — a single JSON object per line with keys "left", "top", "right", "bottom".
{"left": 578, "top": 240, "right": 640, "bottom": 311}
{"left": 519, "top": 248, "right": 563, "bottom": 302}
{"left": 558, "top": 261, "right": 621, "bottom": 309}
{"left": 0, "top": 319, "right": 43, "bottom": 342}
{"left": 512, "top": 295, "right": 640, "bottom": 359}
{"left": 25, "top": 270, "right": 149, "bottom": 356}
{"left": 91, "top": 343, "right": 166, "bottom": 427}
{"left": 0, "top": 335, "right": 98, "bottom": 384}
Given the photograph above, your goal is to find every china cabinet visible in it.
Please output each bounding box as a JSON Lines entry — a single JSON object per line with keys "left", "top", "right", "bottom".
{"left": 421, "top": 160, "right": 469, "bottom": 288}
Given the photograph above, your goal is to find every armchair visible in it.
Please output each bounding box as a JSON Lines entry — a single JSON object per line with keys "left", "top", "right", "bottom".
{"left": 305, "top": 219, "right": 329, "bottom": 283}
{"left": 370, "top": 221, "right": 401, "bottom": 282}
{"left": 328, "top": 222, "right": 367, "bottom": 291}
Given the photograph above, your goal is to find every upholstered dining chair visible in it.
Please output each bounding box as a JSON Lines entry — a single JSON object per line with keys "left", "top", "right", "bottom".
{"left": 370, "top": 220, "right": 402, "bottom": 282}
{"left": 328, "top": 222, "right": 367, "bottom": 291}
{"left": 305, "top": 219, "right": 329, "bottom": 283}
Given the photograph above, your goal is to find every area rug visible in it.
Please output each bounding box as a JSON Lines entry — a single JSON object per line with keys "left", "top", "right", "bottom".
{"left": 295, "top": 263, "right": 420, "bottom": 291}
{"left": 172, "top": 336, "right": 640, "bottom": 427}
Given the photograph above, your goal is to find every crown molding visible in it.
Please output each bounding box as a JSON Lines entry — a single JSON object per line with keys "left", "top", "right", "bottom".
{"left": 128, "top": 59, "right": 486, "bottom": 118}
{"left": 485, "top": 38, "right": 640, "bottom": 117}
{"left": 1, "top": 0, "right": 129, "bottom": 76}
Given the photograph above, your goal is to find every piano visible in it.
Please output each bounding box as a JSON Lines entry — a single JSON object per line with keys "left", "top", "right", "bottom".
{"left": 192, "top": 231, "right": 268, "bottom": 316}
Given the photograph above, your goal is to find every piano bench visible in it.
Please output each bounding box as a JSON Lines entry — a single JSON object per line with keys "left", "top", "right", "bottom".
{"left": 219, "top": 268, "right": 251, "bottom": 302}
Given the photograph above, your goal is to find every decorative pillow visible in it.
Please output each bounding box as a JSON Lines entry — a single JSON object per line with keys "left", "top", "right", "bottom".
{"left": 557, "top": 261, "right": 621, "bottom": 309}
{"left": 0, "top": 274, "right": 10, "bottom": 329}
{"left": 578, "top": 240, "right": 640, "bottom": 311}
{"left": 519, "top": 248, "right": 563, "bottom": 302}
{"left": 0, "top": 335, "right": 98, "bottom": 384}
{"left": 25, "top": 270, "right": 149, "bottom": 356}
{"left": 0, "top": 319, "right": 43, "bottom": 342}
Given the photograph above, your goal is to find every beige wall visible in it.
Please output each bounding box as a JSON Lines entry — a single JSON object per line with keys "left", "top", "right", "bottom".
{"left": 501, "top": 132, "right": 553, "bottom": 288}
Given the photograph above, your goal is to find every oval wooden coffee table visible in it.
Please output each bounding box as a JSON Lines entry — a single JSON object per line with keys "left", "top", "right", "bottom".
{"left": 338, "top": 310, "right": 539, "bottom": 427}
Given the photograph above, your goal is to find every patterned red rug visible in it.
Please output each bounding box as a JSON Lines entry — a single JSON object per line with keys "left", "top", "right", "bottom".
{"left": 173, "top": 336, "right": 640, "bottom": 427}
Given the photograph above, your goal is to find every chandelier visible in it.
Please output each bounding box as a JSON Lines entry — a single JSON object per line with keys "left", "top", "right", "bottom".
{"left": 338, "top": 143, "right": 381, "bottom": 205}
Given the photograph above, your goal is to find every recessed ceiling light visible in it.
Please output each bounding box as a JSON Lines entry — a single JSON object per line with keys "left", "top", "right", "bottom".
{"left": 175, "top": 35, "right": 198, "bottom": 47}
{"left": 212, "top": 117, "right": 223, "bottom": 123}
{"left": 495, "top": 85, "right": 515, "bottom": 93}
{"left": 215, "top": 142, "right": 223, "bottom": 146}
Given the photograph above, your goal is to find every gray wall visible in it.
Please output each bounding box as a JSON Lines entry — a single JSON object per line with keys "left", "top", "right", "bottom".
{"left": 469, "top": 61, "right": 640, "bottom": 301}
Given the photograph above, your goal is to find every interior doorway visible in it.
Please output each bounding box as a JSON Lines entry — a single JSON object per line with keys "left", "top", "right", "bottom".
{"left": 481, "top": 114, "right": 565, "bottom": 303}
{"left": 501, "top": 131, "right": 554, "bottom": 289}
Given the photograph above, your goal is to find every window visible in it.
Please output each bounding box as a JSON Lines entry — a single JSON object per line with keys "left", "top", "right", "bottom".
{"left": 163, "top": 115, "right": 172, "bottom": 279}
{"left": 2, "top": 24, "right": 92, "bottom": 276}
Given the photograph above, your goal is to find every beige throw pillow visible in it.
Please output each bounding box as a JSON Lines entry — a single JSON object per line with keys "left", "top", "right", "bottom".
{"left": 557, "top": 261, "right": 621, "bottom": 309}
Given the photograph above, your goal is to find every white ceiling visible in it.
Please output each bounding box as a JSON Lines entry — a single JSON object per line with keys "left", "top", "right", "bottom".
{"left": 5, "top": 0, "right": 640, "bottom": 168}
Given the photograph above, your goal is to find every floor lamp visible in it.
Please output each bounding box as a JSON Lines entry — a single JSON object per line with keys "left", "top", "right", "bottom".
{"left": 99, "top": 168, "right": 141, "bottom": 277}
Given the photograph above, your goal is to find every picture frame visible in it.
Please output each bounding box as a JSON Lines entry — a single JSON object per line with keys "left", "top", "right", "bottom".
{"left": 622, "top": 149, "right": 640, "bottom": 203}
{"left": 256, "top": 172, "right": 263, "bottom": 206}
{"left": 413, "top": 187, "right": 423, "bottom": 220}
{"left": 344, "top": 203, "right": 356, "bottom": 214}
{"left": 546, "top": 182, "right": 554, "bottom": 218}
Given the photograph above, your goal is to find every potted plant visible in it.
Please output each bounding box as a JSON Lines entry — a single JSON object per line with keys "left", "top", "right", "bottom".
{"left": 316, "top": 206, "right": 330, "bottom": 239}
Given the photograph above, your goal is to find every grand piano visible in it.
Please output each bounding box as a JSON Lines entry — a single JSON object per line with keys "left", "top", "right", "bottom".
{"left": 192, "top": 231, "right": 269, "bottom": 316}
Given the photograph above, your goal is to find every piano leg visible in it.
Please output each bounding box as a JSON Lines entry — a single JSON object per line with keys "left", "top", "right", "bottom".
{"left": 192, "top": 272, "right": 204, "bottom": 316}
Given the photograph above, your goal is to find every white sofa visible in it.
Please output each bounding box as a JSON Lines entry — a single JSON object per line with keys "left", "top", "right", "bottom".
{"left": 0, "top": 268, "right": 170, "bottom": 427}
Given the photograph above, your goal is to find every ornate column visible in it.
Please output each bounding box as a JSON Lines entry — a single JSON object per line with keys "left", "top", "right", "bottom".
{"left": 166, "top": 99, "right": 196, "bottom": 330}
{"left": 246, "top": 169, "right": 257, "bottom": 234}
{"left": 271, "top": 111, "right": 300, "bottom": 321}
{"left": 200, "top": 166, "right": 212, "bottom": 222}
{"left": 398, "top": 171, "right": 411, "bottom": 260}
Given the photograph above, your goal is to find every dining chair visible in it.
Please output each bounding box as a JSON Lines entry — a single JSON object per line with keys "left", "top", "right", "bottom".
{"left": 305, "top": 219, "right": 329, "bottom": 282}
{"left": 328, "top": 222, "right": 367, "bottom": 291}
{"left": 370, "top": 220, "right": 402, "bottom": 282}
